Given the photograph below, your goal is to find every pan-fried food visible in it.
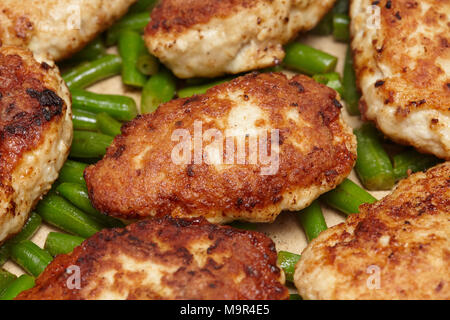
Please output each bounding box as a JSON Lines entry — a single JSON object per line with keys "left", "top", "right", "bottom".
{"left": 350, "top": 0, "right": 450, "bottom": 159}
{"left": 144, "top": 0, "right": 336, "bottom": 78}
{"left": 0, "top": 46, "right": 72, "bottom": 243}
{"left": 294, "top": 162, "right": 450, "bottom": 300}
{"left": 16, "top": 216, "right": 289, "bottom": 300}
{"left": 0, "top": 0, "right": 137, "bottom": 61}
{"left": 85, "top": 72, "right": 357, "bottom": 224}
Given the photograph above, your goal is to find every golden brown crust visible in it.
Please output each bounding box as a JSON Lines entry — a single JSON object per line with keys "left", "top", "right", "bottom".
{"left": 350, "top": 0, "right": 450, "bottom": 158}
{"left": 146, "top": 0, "right": 262, "bottom": 35}
{"left": 0, "top": 47, "right": 66, "bottom": 214}
{"left": 295, "top": 162, "right": 450, "bottom": 300}
{"left": 17, "top": 216, "right": 289, "bottom": 300}
{"left": 85, "top": 72, "right": 356, "bottom": 223}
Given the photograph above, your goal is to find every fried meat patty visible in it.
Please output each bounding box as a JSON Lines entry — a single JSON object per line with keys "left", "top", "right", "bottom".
{"left": 16, "top": 216, "right": 289, "bottom": 300}
{"left": 85, "top": 72, "right": 357, "bottom": 224}
{"left": 0, "top": 46, "right": 72, "bottom": 243}
{"left": 350, "top": 0, "right": 450, "bottom": 159}
{"left": 0, "top": 0, "right": 137, "bottom": 61}
{"left": 145, "top": 0, "right": 336, "bottom": 78}
{"left": 294, "top": 162, "right": 450, "bottom": 300}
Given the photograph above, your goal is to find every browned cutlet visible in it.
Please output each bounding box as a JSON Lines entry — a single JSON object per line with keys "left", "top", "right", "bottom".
{"left": 350, "top": 0, "right": 450, "bottom": 159}
{"left": 0, "top": 46, "right": 72, "bottom": 243}
{"left": 295, "top": 162, "right": 450, "bottom": 300}
{"left": 145, "top": 0, "right": 336, "bottom": 78}
{"left": 85, "top": 72, "right": 356, "bottom": 224}
{"left": 16, "top": 216, "right": 289, "bottom": 300}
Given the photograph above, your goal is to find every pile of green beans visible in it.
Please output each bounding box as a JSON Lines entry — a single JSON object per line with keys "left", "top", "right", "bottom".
{"left": 277, "top": 251, "right": 301, "bottom": 283}
{"left": 297, "top": 201, "right": 328, "bottom": 242}
{"left": 0, "top": 274, "right": 35, "bottom": 300}
{"left": 141, "top": 68, "right": 176, "bottom": 113}
{"left": 45, "top": 232, "right": 85, "bottom": 257}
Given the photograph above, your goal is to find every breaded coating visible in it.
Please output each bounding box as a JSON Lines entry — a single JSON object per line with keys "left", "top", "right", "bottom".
{"left": 350, "top": 0, "right": 450, "bottom": 159}
{"left": 145, "top": 0, "right": 336, "bottom": 78}
{"left": 0, "top": 0, "right": 137, "bottom": 61}
{"left": 85, "top": 72, "right": 356, "bottom": 224}
{"left": 16, "top": 216, "right": 288, "bottom": 300}
{"left": 295, "top": 162, "right": 450, "bottom": 300}
{"left": 0, "top": 46, "right": 72, "bottom": 243}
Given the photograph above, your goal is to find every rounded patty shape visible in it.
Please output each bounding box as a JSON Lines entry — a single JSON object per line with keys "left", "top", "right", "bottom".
{"left": 16, "top": 216, "right": 289, "bottom": 300}
{"left": 0, "top": 46, "right": 72, "bottom": 243}
{"left": 85, "top": 72, "right": 356, "bottom": 224}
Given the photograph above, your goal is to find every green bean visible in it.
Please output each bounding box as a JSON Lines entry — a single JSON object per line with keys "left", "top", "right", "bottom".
{"left": 0, "top": 213, "right": 42, "bottom": 266}
{"left": 0, "top": 274, "right": 35, "bottom": 300}
{"left": 313, "top": 72, "right": 344, "bottom": 96}
{"left": 69, "top": 37, "right": 106, "bottom": 63}
{"left": 178, "top": 78, "right": 230, "bottom": 98}
{"left": 393, "top": 149, "right": 440, "bottom": 181}
{"left": 56, "top": 183, "right": 124, "bottom": 228}
{"left": 0, "top": 269, "right": 16, "bottom": 296}
{"left": 141, "top": 69, "right": 176, "bottom": 113}
{"left": 284, "top": 43, "right": 338, "bottom": 76}
{"left": 96, "top": 113, "right": 122, "bottom": 137}
{"left": 35, "top": 193, "right": 103, "bottom": 238}
{"left": 342, "top": 45, "right": 361, "bottom": 115}
{"left": 289, "top": 294, "right": 303, "bottom": 300}
{"left": 321, "top": 178, "right": 378, "bottom": 215}
{"left": 333, "top": 13, "right": 350, "bottom": 42}
{"left": 106, "top": 12, "right": 151, "bottom": 46}
{"left": 333, "top": 0, "right": 350, "bottom": 14}
{"left": 45, "top": 232, "right": 85, "bottom": 257}
{"left": 71, "top": 89, "right": 138, "bottom": 121}
{"left": 354, "top": 124, "right": 395, "bottom": 190}
{"left": 72, "top": 108, "right": 98, "bottom": 131}
{"left": 70, "top": 130, "right": 114, "bottom": 159}
{"left": 10, "top": 241, "right": 52, "bottom": 277}
{"left": 58, "top": 160, "right": 88, "bottom": 185}
{"left": 137, "top": 50, "right": 159, "bottom": 76}
{"left": 297, "top": 201, "right": 327, "bottom": 242}
{"left": 311, "top": 11, "right": 333, "bottom": 35}
{"left": 128, "top": 0, "right": 158, "bottom": 14}
{"left": 277, "top": 251, "right": 301, "bottom": 283}
{"left": 63, "top": 55, "right": 122, "bottom": 89}
{"left": 118, "top": 30, "right": 148, "bottom": 87}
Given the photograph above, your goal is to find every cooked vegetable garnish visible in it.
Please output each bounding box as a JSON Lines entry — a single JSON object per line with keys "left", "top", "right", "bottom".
{"left": 0, "top": 269, "right": 16, "bottom": 296}
{"left": 178, "top": 78, "right": 230, "bottom": 98}
{"left": 56, "top": 183, "right": 124, "bottom": 228}
{"left": 137, "top": 50, "right": 159, "bottom": 76}
{"left": 45, "top": 232, "right": 85, "bottom": 257}
{"left": 284, "top": 42, "right": 337, "bottom": 76}
{"left": 58, "top": 160, "right": 88, "bottom": 186}
{"left": 289, "top": 294, "right": 303, "bottom": 300}
{"left": 0, "top": 213, "right": 42, "bottom": 266}
{"left": 70, "top": 131, "right": 114, "bottom": 159}
{"left": 96, "top": 113, "right": 122, "bottom": 137}
{"left": 321, "top": 179, "right": 378, "bottom": 215}
{"left": 333, "top": 0, "right": 349, "bottom": 14}
{"left": 313, "top": 72, "right": 344, "bottom": 96}
{"left": 0, "top": 274, "right": 35, "bottom": 300}
{"left": 333, "top": 13, "right": 350, "bottom": 42}
{"left": 72, "top": 108, "right": 98, "bottom": 131}
{"left": 106, "top": 12, "right": 151, "bottom": 46}
{"left": 69, "top": 37, "right": 106, "bottom": 63}
{"left": 141, "top": 69, "right": 176, "bottom": 114}
{"left": 36, "top": 193, "right": 103, "bottom": 238}
{"left": 10, "top": 241, "right": 52, "bottom": 277}
{"left": 128, "top": 0, "right": 158, "bottom": 14}
{"left": 354, "top": 124, "right": 395, "bottom": 190}
{"left": 311, "top": 11, "right": 333, "bottom": 35}
{"left": 277, "top": 251, "right": 301, "bottom": 283}
{"left": 118, "top": 30, "right": 148, "bottom": 87}
{"left": 71, "top": 89, "right": 138, "bottom": 121}
{"left": 342, "top": 45, "right": 361, "bottom": 115}
{"left": 393, "top": 149, "right": 440, "bottom": 181}
{"left": 63, "top": 55, "right": 122, "bottom": 89}
{"left": 297, "top": 201, "right": 327, "bottom": 242}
